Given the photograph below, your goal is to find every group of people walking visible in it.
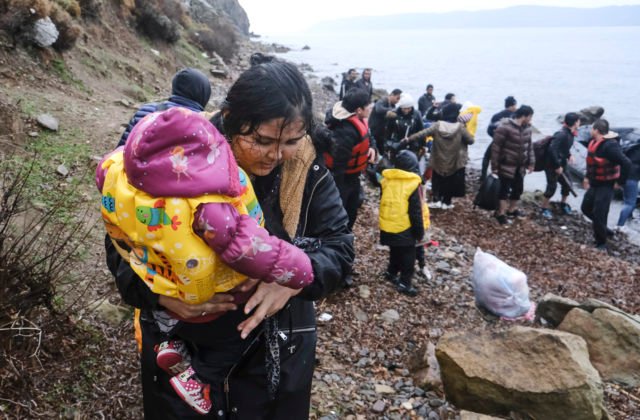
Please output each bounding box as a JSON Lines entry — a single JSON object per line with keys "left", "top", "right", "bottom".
{"left": 99, "top": 59, "right": 638, "bottom": 419}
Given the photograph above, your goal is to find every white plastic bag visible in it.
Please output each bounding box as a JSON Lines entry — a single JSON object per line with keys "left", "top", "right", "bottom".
{"left": 472, "top": 248, "right": 532, "bottom": 318}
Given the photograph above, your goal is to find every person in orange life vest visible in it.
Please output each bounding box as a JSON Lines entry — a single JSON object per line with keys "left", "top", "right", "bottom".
{"left": 324, "top": 88, "right": 377, "bottom": 230}
{"left": 580, "top": 119, "right": 631, "bottom": 250}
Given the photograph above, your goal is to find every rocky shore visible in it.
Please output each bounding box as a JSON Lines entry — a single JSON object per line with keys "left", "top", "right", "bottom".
{"left": 306, "top": 167, "right": 639, "bottom": 419}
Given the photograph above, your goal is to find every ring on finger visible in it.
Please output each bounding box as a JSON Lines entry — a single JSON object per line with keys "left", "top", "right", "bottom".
{"left": 201, "top": 311, "right": 207, "bottom": 317}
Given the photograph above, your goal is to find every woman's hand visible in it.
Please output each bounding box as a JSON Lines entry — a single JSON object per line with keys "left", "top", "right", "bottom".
{"left": 158, "top": 294, "right": 237, "bottom": 319}
{"left": 237, "top": 283, "right": 302, "bottom": 339}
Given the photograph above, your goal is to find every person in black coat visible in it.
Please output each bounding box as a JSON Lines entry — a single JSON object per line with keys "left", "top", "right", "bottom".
{"left": 540, "top": 112, "right": 581, "bottom": 219}
{"left": 117, "top": 68, "right": 212, "bottom": 147}
{"left": 106, "top": 54, "right": 354, "bottom": 419}
{"left": 480, "top": 96, "right": 517, "bottom": 181}
{"left": 581, "top": 119, "right": 632, "bottom": 250}
{"left": 385, "top": 93, "right": 424, "bottom": 157}
{"left": 339, "top": 68, "right": 358, "bottom": 100}
{"left": 355, "top": 68, "right": 373, "bottom": 100}
{"left": 368, "top": 89, "right": 402, "bottom": 153}
{"left": 417, "top": 84, "right": 436, "bottom": 117}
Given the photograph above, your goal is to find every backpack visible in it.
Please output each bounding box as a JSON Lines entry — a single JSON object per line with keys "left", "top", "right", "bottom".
{"left": 533, "top": 135, "right": 553, "bottom": 172}
{"left": 473, "top": 175, "right": 501, "bottom": 211}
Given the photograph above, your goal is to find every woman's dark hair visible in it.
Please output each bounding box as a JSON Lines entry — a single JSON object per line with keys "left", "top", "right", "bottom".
{"left": 514, "top": 105, "right": 534, "bottom": 118}
{"left": 445, "top": 93, "right": 455, "bottom": 101}
{"left": 593, "top": 118, "right": 609, "bottom": 135}
{"left": 564, "top": 112, "right": 580, "bottom": 127}
{"left": 391, "top": 88, "right": 403, "bottom": 96}
{"left": 219, "top": 53, "right": 313, "bottom": 138}
{"left": 342, "top": 89, "right": 371, "bottom": 113}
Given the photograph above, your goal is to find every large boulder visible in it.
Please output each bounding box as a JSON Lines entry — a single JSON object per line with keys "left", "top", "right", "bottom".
{"left": 536, "top": 293, "right": 581, "bottom": 326}
{"left": 537, "top": 294, "right": 640, "bottom": 327}
{"left": 30, "top": 17, "right": 59, "bottom": 48}
{"left": 558, "top": 308, "right": 640, "bottom": 387}
{"left": 436, "top": 326, "right": 605, "bottom": 420}
{"left": 187, "top": 0, "right": 249, "bottom": 35}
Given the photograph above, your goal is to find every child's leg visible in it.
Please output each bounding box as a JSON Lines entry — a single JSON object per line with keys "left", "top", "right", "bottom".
{"left": 415, "top": 245, "right": 425, "bottom": 268}
{"left": 152, "top": 310, "right": 190, "bottom": 375}
{"left": 386, "top": 246, "right": 401, "bottom": 279}
{"left": 398, "top": 246, "right": 417, "bottom": 287}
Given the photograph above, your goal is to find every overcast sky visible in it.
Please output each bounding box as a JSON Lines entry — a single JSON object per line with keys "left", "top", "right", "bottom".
{"left": 238, "top": 0, "right": 640, "bottom": 34}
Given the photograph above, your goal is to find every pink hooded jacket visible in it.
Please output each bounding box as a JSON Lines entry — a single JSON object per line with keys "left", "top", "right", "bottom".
{"left": 96, "top": 108, "right": 314, "bottom": 300}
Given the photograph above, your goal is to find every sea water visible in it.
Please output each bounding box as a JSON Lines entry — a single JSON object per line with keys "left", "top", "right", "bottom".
{"left": 268, "top": 26, "right": 640, "bottom": 243}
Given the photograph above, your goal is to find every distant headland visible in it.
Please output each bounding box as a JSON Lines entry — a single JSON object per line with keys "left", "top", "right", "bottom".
{"left": 311, "top": 5, "right": 640, "bottom": 32}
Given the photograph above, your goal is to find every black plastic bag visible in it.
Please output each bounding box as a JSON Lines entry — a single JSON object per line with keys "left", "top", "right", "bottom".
{"left": 474, "top": 175, "right": 501, "bottom": 211}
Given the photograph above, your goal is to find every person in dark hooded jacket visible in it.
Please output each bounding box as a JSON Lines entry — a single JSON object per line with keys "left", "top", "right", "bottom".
{"left": 116, "top": 68, "right": 212, "bottom": 147}
{"left": 379, "top": 150, "right": 428, "bottom": 297}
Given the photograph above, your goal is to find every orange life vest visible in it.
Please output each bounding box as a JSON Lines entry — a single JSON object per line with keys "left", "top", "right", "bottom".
{"left": 325, "top": 116, "right": 371, "bottom": 175}
{"left": 586, "top": 138, "right": 620, "bottom": 182}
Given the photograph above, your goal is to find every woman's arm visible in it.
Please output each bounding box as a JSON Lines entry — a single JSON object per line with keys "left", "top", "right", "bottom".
{"left": 296, "top": 171, "right": 355, "bottom": 301}
{"left": 194, "top": 202, "right": 314, "bottom": 289}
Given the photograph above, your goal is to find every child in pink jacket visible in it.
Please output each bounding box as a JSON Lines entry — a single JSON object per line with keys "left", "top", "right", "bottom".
{"left": 96, "top": 108, "right": 314, "bottom": 415}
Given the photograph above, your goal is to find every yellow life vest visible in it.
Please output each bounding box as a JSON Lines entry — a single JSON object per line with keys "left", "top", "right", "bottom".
{"left": 460, "top": 105, "right": 482, "bottom": 137}
{"left": 379, "top": 169, "right": 430, "bottom": 233}
{"left": 100, "top": 151, "right": 261, "bottom": 304}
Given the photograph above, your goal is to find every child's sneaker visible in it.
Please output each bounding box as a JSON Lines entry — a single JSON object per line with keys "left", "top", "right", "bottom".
{"left": 561, "top": 203, "right": 572, "bottom": 215}
{"left": 156, "top": 340, "right": 190, "bottom": 375}
{"left": 170, "top": 366, "right": 212, "bottom": 415}
{"left": 541, "top": 208, "right": 553, "bottom": 220}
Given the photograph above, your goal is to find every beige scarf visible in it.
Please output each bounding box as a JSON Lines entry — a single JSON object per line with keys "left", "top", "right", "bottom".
{"left": 279, "top": 135, "right": 316, "bottom": 238}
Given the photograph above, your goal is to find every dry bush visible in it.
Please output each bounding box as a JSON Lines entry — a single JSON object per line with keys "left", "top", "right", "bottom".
{"left": 134, "top": 0, "right": 180, "bottom": 43}
{"left": 189, "top": 20, "right": 238, "bottom": 61}
{"left": 0, "top": 155, "right": 93, "bottom": 325}
{"left": 78, "top": 0, "right": 101, "bottom": 20}
{"left": 49, "top": 2, "right": 81, "bottom": 51}
{"left": 54, "top": 0, "right": 80, "bottom": 17}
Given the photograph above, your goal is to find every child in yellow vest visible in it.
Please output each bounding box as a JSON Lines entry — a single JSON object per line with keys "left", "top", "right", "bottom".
{"left": 97, "top": 108, "right": 314, "bottom": 415}
{"left": 379, "top": 150, "right": 430, "bottom": 297}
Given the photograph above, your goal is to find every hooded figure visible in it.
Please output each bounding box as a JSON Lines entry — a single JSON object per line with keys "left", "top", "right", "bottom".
{"left": 117, "top": 68, "right": 212, "bottom": 147}
{"left": 406, "top": 103, "right": 474, "bottom": 207}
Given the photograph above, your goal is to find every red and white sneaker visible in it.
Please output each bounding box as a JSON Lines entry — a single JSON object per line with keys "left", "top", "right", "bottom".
{"left": 155, "top": 340, "right": 190, "bottom": 375}
{"left": 169, "top": 366, "right": 212, "bottom": 415}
